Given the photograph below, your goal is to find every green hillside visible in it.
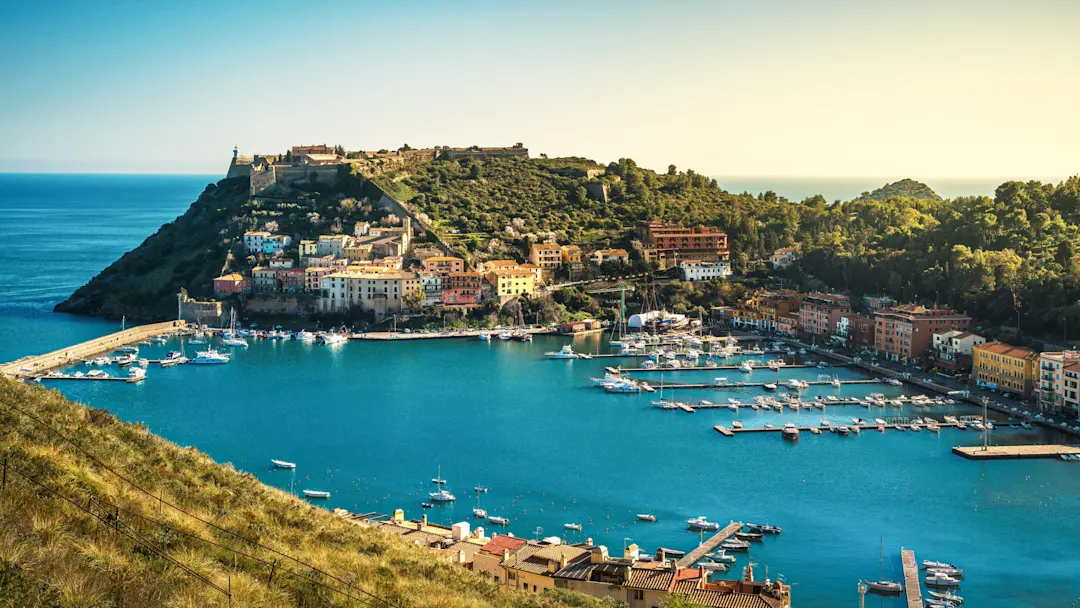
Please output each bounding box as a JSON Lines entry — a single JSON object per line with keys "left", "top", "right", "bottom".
{"left": 0, "top": 377, "right": 606, "bottom": 607}
{"left": 854, "top": 179, "right": 940, "bottom": 202}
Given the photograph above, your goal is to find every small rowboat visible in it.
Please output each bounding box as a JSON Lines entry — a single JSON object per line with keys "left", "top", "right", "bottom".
{"left": 271, "top": 459, "right": 296, "bottom": 469}
{"left": 302, "top": 490, "right": 330, "bottom": 499}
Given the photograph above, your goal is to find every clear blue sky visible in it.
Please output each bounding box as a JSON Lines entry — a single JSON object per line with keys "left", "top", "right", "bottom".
{"left": 1, "top": 0, "right": 1078, "bottom": 178}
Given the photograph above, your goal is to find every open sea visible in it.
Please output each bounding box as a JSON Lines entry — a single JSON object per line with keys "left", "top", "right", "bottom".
{"left": 2, "top": 173, "right": 1079, "bottom": 607}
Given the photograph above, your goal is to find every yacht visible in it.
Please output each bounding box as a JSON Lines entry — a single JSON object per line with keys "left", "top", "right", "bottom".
{"left": 222, "top": 310, "right": 249, "bottom": 347}
{"left": 472, "top": 495, "right": 487, "bottom": 519}
{"left": 731, "top": 421, "right": 743, "bottom": 429}
{"left": 763, "top": 383, "right": 777, "bottom": 391}
{"left": 782, "top": 423, "right": 800, "bottom": 439}
{"left": 866, "top": 537, "right": 902, "bottom": 594}
{"left": 191, "top": 348, "right": 230, "bottom": 365}
{"left": 831, "top": 377, "right": 841, "bottom": 389}
{"left": 705, "top": 550, "right": 737, "bottom": 564}
{"left": 605, "top": 379, "right": 641, "bottom": 393}
{"left": 926, "top": 567, "right": 964, "bottom": 577}
{"left": 487, "top": 515, "right": 510, "bottom": 526}
{"left": 127, "top": 367, "right": 146, "bottom": 381}
{"left": 685, "top": 516, "right": 720, "bottom": 531}
{"left": 927, "top": 590, "right": 964, "bottom": 604}
{"left": 429, "top": 467, "right": 456, "bottom": 502}
{"left": 836, "top": 425, "right": 850, "bottom": 435}
{"left": 564, "top": 523, "right": 583, "bottom": 531}
{"left": 302, "top": 490, "right": 331, "bottom": 499}
{"left": 545, "top": 344, "right": 579, "bottom": 359}
{"left": 785, "top": 378, "right": 802, "bottom": 390}
{"left": 271, "top": 459, "right": 296, "bottom": 469}
{"left": 738, "top": 361, "right": 753, "bottom": 373}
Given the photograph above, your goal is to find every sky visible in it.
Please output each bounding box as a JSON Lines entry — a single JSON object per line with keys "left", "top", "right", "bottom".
{"left": 1, "top": 0, "right": 1078, "bottom": 179}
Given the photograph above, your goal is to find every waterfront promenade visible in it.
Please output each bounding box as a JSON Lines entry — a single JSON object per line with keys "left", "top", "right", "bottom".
{"left": 353, "top": 327, "right": 554, "bottom": 340}
{"left": 0, "top": 320, "right": 185, "bottom": 378}
{"left": 952, "top": 444, "right": 1080, "bottom": 460}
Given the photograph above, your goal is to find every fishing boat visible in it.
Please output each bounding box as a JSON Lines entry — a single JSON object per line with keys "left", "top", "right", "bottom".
{"left": 564, "top": 523, "right": 583, "bottom": 531}
{"left": 487, "top": 515, "right": 510, "bottom": 526}
{"left": 302, "top": 490, "right": 330, "bottom": 499}
{"left": 296, "top": 330, "right": 316, "bottom": 341}
{"left": 191, "top": 347, "right": 230, "bottom": 364}
{"left": 271, "top": 459, "right": 296, "bottom": 469}
{"left": 866, "top": 537, "right": 903, "bottom": 594}
{"left": 545, "top": 344, "right": 579, "bottom": 359}
{"left": 319, "top": 332, "right": 347, "bottom": 345}
{"left": 685, "top": 516, "right": 720, "bottom": 531}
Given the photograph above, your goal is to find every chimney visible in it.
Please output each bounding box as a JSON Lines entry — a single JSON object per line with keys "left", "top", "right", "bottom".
{"left": 392, "top": 509, "right": 404, "bottom": 523}
{"left": 457, "top": 550, "right": 466, "bottom": 564}
{"left": 474, "top": 526, "right": 485, "bottom": 540}
{"left": 585, "top": 537, "right": 593, "bottom": 547}
{"left": 421, "top": 514, "right": 427, "bottom": 527}
{"left": 415, "top": 520, "right": 423, "bottom": 531}
{"left": 503, "top": 549, "right": 510, "bottom": 562}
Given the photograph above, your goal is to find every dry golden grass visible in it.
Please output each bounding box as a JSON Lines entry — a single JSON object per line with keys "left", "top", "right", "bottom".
{"left": 0, "top": 378, "right": 614, "bottom": 607}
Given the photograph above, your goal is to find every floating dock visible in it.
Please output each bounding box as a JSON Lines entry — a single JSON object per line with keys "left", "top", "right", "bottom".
{"left": 951, "top": 444, "right": 1080, "bottom": 460}
{"left": 676, "top": 521, "right": 743, "bottom": 568}
{"left": 901, "top": 549, "right": 921, "bottom": 608}
{"left": 714, "top": 421, "right": 960, "bottom": 436}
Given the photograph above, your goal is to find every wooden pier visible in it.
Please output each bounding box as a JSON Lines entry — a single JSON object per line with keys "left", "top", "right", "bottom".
{"left": 677, "top": 521, "right": 743, "bottom": 568}
{"left": 952, "top": 444, "right": 1080, "bottom": 460}
{"left": 0, "top": 320, "right": 185, "bottom": 378}
{"left": 901, "top": 549, "right": 921, "bottom": 608}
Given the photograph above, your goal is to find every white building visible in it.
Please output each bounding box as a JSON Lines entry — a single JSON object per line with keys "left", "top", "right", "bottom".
{"left": 244, "top": 231, "right": 271, "bottom": 253}
{"left": 317, "top": 234, "right": 351, "bottom": 258}
{"left": 933, "top": 330, "right": 985, "bottom": 367}
{"left": 770, "top": 247, "right": 800, "bottom": 268}
{"left": 680, "top": 260, "right": 731, "bottom": 282}
{"left": 421, "top": 274, "right": 442, "bottom": 308}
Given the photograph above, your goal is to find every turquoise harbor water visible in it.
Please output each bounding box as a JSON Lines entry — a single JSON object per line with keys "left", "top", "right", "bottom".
{"left": 2, "top": 174, "right": 1080, "bottom": 607}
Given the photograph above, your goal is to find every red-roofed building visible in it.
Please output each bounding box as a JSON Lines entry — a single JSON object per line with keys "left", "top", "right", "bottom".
{"left": 797, "top": 292, "right": 851, "bottom": 337}
{"left": 874, "top": 304, "right": 972, "bottom": 362}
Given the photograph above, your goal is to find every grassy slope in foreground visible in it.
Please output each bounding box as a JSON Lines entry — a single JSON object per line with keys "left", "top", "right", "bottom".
{"left": 0, "top": 378, "right": 600, "bottom": 607}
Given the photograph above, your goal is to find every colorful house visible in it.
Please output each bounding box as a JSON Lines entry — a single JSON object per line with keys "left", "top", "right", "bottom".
{"left": 972, "top": 341, "right": 1039, "bottom": 396}
{"left": 213, "top": 273, "right": 251, "bottom": 295}
{"left": 421, "top": 256, "right": 466, "bottom": 275}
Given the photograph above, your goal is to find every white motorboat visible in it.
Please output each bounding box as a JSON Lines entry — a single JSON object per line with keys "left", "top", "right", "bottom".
{"left": 746, "top": 523, "right": 781, "bottom": 534}
{"left": 705, "top": 550, "right": 737, "bottom": 564}
{"left": 926, "top": 567, "right": 964, "bottom": 577}
{"left": 127, "top": 367, "right": 146, "bottom": 380}
{"left": 738, "top": 361, "right": 753, "bottom": 373}
{"left": 87, "top": 369, "right": 109, "bottom": 379}
{"left": 302, "top": 490, "right": 330, "bottom": 499}
{"left": 720, "top": 538, "right": 750, "bottom": 551}
{"left": 927, "top": 590, "right": 964, "bottom": 604}
{"left": 785, "top": 378, "right": 802, "bottom": 389}
{"left": 731, "top": 421, "right": 743, "bottom": 429}
{"left": 487, "top": 515, "right": 510, "bottom": 526}
{"left": 866, "top": 580, "right": 902, "bottom": 594}
{"left": 564, "top": 523, "right": 583, "bottom": 531}
{"left": 296, "top": 330, "right": 317, "bottom": 341}
{"left": 472, "top": 507, "right": 488, "bottom": 519}
{"left": 271, "top": 459, "right": 296, "bottom": 469}
{"left": 546, "top": 344, "right": 579, "bottom": 359}
{"left": 836, "top": 425, "right": 850, "bottom": 435}
{"left": 686, "top": 516, "right": 720, "bottom": 531}
{"left": 636, "top": 513, "right": 657, "bottom": 522}
{"left": 222, "top": 336, "right": 249, "bottom": 347}
{"left": 763, "top": 383, "right": 777, "bottom": 391}
{"left": 698, "top": 560, "right": 729, "bottom": 572}
{"left": 320, "top": 332, "right": 347, "bottom": 345}
{"left": 191, "top": 348, "right": 230, "bottom": 364}
{"left": 498, "top": 331, "right": 513, "bottom": 341}
{"left": 925, "top": 574, "right": 961, "bottom": 587}
{"left": 605, "top": 379, "right": 641, "bottom": 393}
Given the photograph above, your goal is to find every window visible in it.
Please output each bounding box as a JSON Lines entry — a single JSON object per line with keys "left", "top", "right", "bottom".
{"left": 632, "top": 590, "right": 644, "bottom": 600}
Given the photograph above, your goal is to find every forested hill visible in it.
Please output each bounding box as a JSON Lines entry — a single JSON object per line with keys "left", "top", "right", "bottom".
{"left": 854, "top": 178, "right": 940, "bottom": 202}
{"left": 394, "top": 157, "right": 1080, "bottom": 338}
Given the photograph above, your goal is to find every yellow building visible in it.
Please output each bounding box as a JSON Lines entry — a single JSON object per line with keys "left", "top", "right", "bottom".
{"left": 560, "top": 245, "right": 583, "bottom": 270}
{"left": 486, "top": 268, "right": 535, "bottom": 302}
{"left": 972, "top": 341, "right": 1039, "bottom": 396}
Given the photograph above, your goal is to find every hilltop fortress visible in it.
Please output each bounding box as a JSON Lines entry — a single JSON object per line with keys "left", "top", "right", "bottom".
{"left": 227, "top": 143, "right": 529, "bottom": 197}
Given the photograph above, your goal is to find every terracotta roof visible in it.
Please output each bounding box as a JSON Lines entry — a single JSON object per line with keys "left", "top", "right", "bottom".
{"left": 214, "top": 273, "right": 246, "bottom": 282}
{"left": 1064, "top": 362, "right": 1080, "bottom": 373}
{"left": 501, "top": 544, "right": 549, "bottom": 574}
{"left": 627, "top": 567, "right": 675, "bottom": 591}
{"left": 976, "top": 341, "right": 1038, "bottom": 359}
{"left": 531, "top": 243, "right": 561, "bottom": 251}
{"left": 533, "top": 544, "right": 590, "bottom": 562}
{"left": 685, "top": 589, "right": 784, "bottom": 608}
{"left": 480, "top": 535, "right": 527, "bottom": 556}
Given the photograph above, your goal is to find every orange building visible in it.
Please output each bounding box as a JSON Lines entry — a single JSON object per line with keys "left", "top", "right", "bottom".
{"left": 797, "top": 293, "right": 851, "bottom": 336}
{"left": 421, "top": 256, "right": 466, "bottom": 275}
{"left": 874, "top": 304, "right": 972, "bottom": 362}
{"left": 636, "top": 221, "right": 729, "bottom": 262}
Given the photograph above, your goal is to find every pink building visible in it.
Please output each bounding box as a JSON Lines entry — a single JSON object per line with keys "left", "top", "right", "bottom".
{"left": 213, "top": 274, "right": 251, "bottom": 295}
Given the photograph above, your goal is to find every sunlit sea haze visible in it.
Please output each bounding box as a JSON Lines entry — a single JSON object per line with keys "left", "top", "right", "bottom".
{"left": 2, "top": 174, "right": 1079, "bottom": 607}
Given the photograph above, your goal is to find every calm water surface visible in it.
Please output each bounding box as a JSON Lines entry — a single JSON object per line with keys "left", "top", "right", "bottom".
{"left": 3, "top": 175, "right": 1079, "bottom": 607}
